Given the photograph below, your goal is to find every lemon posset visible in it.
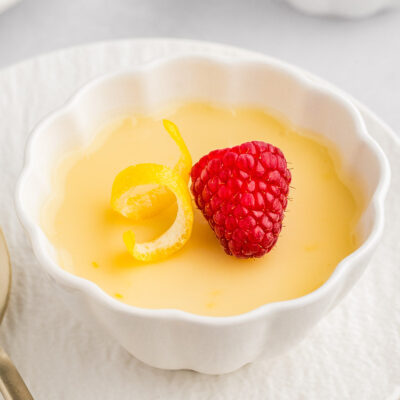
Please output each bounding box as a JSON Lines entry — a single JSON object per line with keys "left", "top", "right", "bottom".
{"left": 41, "top": 103, "right": 363, "bottom": 317}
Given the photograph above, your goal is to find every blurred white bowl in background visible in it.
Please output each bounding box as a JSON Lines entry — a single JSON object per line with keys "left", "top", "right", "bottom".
{"left": 0, "top": 0, "right": 19, "bottom": 15}
{"left": 284, "top": 0, "right": 400, "bottom": 18}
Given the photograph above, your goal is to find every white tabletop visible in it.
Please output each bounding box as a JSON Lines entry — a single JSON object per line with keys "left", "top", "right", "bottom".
{"left": 0, "top": 0, "right": 399, "bottom": 134}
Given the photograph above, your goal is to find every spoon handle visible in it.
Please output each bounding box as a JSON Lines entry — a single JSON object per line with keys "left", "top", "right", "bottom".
{"left": 0, "top": 346, "right": 33, "bottom": 400}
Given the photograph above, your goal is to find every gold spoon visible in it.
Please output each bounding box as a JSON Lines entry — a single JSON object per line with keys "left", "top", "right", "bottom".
{"left": 0, "top": 229, "right": 34, "bottom": 399}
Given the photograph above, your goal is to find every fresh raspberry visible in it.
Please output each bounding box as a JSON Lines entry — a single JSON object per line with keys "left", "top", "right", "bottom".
{"left": 190, "top": 141, "right": 291, "bottom": 258}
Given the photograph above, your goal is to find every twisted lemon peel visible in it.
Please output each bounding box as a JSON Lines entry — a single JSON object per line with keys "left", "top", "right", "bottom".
{"left": 111, "top": 121, "right": 193, "bottom": 262}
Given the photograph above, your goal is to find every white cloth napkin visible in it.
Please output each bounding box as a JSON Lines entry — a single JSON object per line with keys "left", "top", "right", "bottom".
{"left": 0, "top": 39, "right": 398, "bottom": 400}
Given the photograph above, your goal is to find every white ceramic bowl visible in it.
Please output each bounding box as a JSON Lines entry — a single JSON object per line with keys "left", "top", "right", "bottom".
{"left": 284, "top": 0, "right": 400, "bottom": 18}
{"left": 16, "top": 55, "right": 390, "bottom": 374}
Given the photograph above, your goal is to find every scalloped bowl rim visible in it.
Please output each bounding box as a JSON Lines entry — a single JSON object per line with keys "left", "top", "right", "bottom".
{"left": 15, "top": 54, "right": 391, "bottom": 326}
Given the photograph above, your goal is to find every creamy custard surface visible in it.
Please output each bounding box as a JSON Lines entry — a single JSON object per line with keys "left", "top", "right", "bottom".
{"left": 42, "top": 103, "right": 362, "bottom": 316}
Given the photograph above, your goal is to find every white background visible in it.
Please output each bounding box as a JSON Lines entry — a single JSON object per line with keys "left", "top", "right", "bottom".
{"left": 0, "top": 0, "right": 399, "bottom": 133}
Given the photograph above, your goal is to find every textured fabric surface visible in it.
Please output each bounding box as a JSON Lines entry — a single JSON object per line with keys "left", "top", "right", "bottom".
{"left": 0, "top": 39, "right": 398, "bottom": 400}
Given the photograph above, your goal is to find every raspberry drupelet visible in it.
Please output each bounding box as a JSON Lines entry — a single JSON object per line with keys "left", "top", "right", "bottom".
{"left": 190, "top": 141, "right": 291, "bottom": 258}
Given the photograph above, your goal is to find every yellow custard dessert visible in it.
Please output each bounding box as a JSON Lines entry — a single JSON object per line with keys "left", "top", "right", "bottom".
{"left": 42, "top": 102, "right": 363, "bottom": 317}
